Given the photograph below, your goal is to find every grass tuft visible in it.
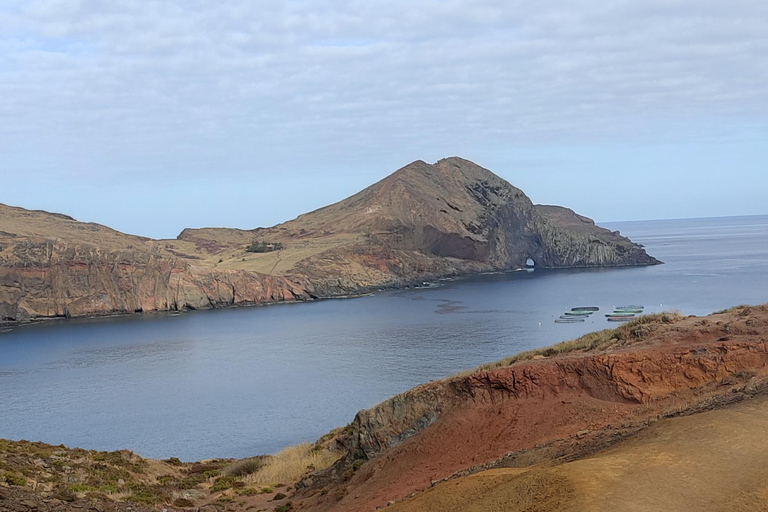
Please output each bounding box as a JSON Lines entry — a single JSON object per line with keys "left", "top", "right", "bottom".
{"left": 222, "top": 456, "right": 267, "bottom": 477}
{"left": 714, "top": 304, "right": 752, "bottom": 314}
{"left": 245, "top": 443, "right": 340, "bottom": 485}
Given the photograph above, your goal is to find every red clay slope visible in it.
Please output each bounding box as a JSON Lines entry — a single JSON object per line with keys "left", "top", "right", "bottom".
{"left": 296, "top": 305, "right": 768, "bottom": 511}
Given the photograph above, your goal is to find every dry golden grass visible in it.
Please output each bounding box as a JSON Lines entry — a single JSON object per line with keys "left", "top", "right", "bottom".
{"left": 105, "top": 490, "right": 134, "bottom": 502}
{"left": 452, "top": 312, "right": 682, "bottom": 378}
{"left": 245, "top": 443, "right": 340, "bottom": 485}
{"left": 713, "top": 304, "right": 752, "bottom": 314}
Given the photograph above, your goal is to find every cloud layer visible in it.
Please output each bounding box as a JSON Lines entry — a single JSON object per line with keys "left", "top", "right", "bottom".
{"left": 2, "top": 1, "right": 767, "bottom": 236}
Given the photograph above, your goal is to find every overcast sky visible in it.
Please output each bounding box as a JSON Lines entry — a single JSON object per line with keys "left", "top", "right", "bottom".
{"left": 1, "top": 0, "right": 767, "bottom": 238}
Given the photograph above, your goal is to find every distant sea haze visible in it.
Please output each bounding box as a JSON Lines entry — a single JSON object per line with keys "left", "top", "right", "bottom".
{"left": 1, "top": 215, "right": 767, "bottom": 460}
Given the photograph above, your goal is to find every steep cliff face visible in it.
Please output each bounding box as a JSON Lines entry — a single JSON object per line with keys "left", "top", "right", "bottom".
{"left": 0, "top": 236, "right": 315, "bottom": 324}
{"left": 0, "top": 207, "right": 316, "bottom": 324}
{"left": 533, "top": 204, "right": 653, "bottom": 267}
{"left": 0, "top": 157, "right": 658, "bottom": 324}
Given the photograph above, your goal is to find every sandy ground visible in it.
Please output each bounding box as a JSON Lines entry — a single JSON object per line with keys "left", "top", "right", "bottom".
{"left": 390, "top": 394, "right": 768, "bottom": 512}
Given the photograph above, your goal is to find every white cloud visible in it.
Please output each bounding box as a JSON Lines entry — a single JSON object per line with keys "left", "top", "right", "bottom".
{"left": 1, "top": 0, "right": 767, "bottom": 236}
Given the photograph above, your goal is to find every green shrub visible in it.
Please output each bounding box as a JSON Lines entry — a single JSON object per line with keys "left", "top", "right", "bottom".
{"left": 128, "top": 492, "right": 158, "bottom": 505}
{"left": 211, "top": 476, "right": 238, "bottom": 492}
{"left": 173, "top": 498, "right": 195, "bottom": 508}
{"left": 2, "top": 471, "right": 27, "bottom": 486}
{"left": 235, "top": 487, "right": 260, "bottom": 496}
{"left": 68, "top": 484, "right": 93, "bottom": 493}
{"left": 245, "top": 241, "right": 283, "bottom": 253}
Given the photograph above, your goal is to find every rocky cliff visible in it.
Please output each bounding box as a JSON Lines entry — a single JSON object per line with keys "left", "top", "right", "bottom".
{"left": 0, "top": 157, "right": 658, "bottom": 325}
{"left": 0, "top": 205, "right": 317, "bottom": 324}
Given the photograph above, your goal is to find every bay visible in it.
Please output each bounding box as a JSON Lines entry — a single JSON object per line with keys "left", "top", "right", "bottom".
{"left": 1, "top": 215, "right": 767, "bottom": 460}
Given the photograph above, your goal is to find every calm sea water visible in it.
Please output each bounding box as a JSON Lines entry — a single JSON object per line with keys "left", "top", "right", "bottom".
{"left": 1, "top": 215, "right": 767, "bottom": 460}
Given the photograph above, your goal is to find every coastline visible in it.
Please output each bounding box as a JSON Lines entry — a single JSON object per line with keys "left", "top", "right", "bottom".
{"left": 0, "top": 261, "right": 660, "bottom": 332}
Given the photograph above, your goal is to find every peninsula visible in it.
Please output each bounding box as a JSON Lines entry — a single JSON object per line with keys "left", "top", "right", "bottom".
{"left": 0, "top": 157, "right": 658, "bottom": 325}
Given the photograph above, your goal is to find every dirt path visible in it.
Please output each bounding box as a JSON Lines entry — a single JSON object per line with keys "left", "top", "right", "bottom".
{"left": 268, "top": 249, "right": 283, "bottom": 275}
{"left": 390, "top": 394, "right": 768, "bottom": 512}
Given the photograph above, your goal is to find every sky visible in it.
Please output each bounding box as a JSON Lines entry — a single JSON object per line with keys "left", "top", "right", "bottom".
{"left": 1, "top": 0, "right": 766, "bottom": 239}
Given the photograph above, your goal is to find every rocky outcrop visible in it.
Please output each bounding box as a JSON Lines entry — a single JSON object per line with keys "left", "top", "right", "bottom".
{"left": 0, "top": 157, "right": 659, "bottom": 325}
{"left": 534, "top": 204, "right": 654, "bottom": 267}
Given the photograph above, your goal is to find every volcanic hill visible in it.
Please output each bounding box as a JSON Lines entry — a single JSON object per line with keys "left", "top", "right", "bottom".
{"left": 0, "top": 157, "right": 658, "bottom": 325}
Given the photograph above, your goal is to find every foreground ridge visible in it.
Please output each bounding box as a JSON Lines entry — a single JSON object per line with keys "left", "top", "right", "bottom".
{"left": 2, "top": 305, "right": 767, "bottom": 512}
{"left": 294, "top": 305, "right": 768, "bottom": 511}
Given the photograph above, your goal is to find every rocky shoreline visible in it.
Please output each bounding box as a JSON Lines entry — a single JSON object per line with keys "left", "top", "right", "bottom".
{"left": 0, "top": 273, "right": 448, "bottom": 330}
{"left": 1, "top": 258, "right": 659, "bottom": 331}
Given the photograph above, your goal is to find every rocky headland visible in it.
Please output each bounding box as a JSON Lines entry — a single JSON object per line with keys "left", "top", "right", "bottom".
{"left": 0, "top": 157, "right": 658, "bottom": 326}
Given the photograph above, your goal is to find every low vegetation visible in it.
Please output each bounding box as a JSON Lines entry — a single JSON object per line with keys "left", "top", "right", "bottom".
{"left": 0, "top": 439, "right": 232, "bottom": 507}
{"left": 714, "top": 304, "right": 752, "bottom": 314}
{"left": 222, "top": 456, "right": 267, "bottom": 477}
{"left": 1, "top": 470, "right": 27, "bottom": 486}
{"left": 245, "top": 240, "right": 284, "bottom": 253}
{"left": 245, "top": 443, "right": 340, "bottom": 485}
{"left": 0, "top": 434, "right": 342, "bottom": 510}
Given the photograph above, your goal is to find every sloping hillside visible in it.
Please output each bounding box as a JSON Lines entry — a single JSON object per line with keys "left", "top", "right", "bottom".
{"left": 293, "top": 305, "right": 768, "bottom": 511}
